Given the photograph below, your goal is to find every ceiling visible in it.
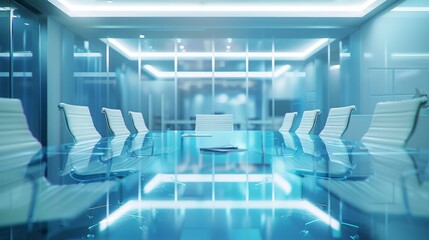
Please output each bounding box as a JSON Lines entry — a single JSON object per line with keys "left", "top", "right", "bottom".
{"left": 19, "top": 0, "right": 403, "bottom": 40}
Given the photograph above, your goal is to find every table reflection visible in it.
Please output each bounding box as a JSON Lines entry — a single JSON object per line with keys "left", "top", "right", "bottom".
{"left": 318, "top": 144, "right": 429, "bottom": 217}
{"left": 1, "top": 130, "right": 428, "bottom": 240}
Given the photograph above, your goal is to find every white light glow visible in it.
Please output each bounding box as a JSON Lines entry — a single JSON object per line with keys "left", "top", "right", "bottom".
{"left": 340, "top": 52, "right": 351, "bottom": 58}
{"left": 99, "top": 200, "right": 340, "bottom": 232}
{"left": 273, "top": 173, "right": 292, "bottom": 194}
{"left": 49, "top": 0, "right": 382, "bottom": 17}
{"left": 194, "top": 94, "right": 204, "bottom": 103}
{"left": 74, "top": 52, "right": 103, "bottom": 57}
{"left": 143, "top": 174, "right": 163, "bottom": 193}
{"left": 392, "top": 7, "right": 429, "bottom": 12}
{"left": 99, "top": 201, "right": 134, "bottom": 231}
{"left": 145, "top": 174, "right": 273, "bottom": 187}
{"left": 302, "top": 38, "right": 330, "bottom": 57}
{"left": 216, "top": 94, "right": 229, "bottom": 104}
{"left": 274, "top": 64, "right": 291, "bottom": 78}
{"left": 143, "top": 64, "right": 166, "bottom": 78}
{"left": 105, "top": 38, "right": 135, "bottom": 58}
{"left": 142, "top": 65, "right": 300, "bottom": 79}
{"left": 391, "top": 53, "right": 429, "bottom": 58}
{"left": 105, "top": 38, "right": 329, "bottom": 61}
{"left": 329, "top": 64, "right": 340, "bottom": 70}
{"left": 0, "top": 52, "right": 33, "bottom": 58}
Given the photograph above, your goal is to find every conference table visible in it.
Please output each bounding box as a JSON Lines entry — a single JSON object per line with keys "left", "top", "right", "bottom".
{"left": 1, "top": 131, "right": 428, "bottom": 239}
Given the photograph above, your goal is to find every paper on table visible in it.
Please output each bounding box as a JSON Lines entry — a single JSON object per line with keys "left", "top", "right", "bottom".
{"left": 200, "top": 145, "right": 246, "bottom": 153}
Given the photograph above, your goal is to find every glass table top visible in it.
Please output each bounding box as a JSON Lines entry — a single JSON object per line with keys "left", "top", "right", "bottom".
{"left": 1, "top": 130, "right": 428, "bottom": 239}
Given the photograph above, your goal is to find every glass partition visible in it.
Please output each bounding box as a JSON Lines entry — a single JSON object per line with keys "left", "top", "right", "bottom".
{"left": 0, "top": 4, "right": 10, "bottom": 98}
{"left": 72, "top": 37, "right": 109, "bottom": 136}
{"left": 48, "top": 36, "right": 330, "bottom": 133}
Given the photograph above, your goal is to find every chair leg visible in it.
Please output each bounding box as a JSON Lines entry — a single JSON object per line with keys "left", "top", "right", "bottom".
{"left": 118, "top": 181, "right": 123, "bottom": 204}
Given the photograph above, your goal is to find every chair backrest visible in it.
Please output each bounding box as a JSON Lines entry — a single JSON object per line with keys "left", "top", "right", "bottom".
{"left": 0, "top": 98, "right": 42, "bottom": 188}
{"left": 195, "top": 114, "right": 234, "bottom": 131}
{"left": 295, "top": 109, "right": 321, "bottom": 134}
{"left": 361, "top": 97, "right": 427, "bottom": 147}
{"left": 279, "top": 112, "right": 298, "bottom": 132}
{"left": 0, "top": 98, "right": 41, "bottom": 163}
{"left": 58, "top": 103, "right": 101, "bottom": 142}
{"left": 101, "top": 107, "right": 130, "bottom": 136}
{"left": 128, "top": 111, "right": 149, "bottom": 133}
{"left": 319, "top": 105, "right": 356, "bottom": 138}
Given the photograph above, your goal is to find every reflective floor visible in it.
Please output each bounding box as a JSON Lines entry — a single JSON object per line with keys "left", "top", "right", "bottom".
{"left": 1, "top": 131, "right": 429, "bottom": 239}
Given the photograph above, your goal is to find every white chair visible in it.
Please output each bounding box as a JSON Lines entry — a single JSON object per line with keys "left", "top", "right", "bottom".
{"left": 0, "top": 98, "right": 42, "bottom": 187}
{"left": 279, "top": 112, "right": 298, "bottom": 132}
{"left": 102, "top": 107, "right": 130, "bottom": 136}
{"left": 319, "top": 105, "right": 356, "bottom": 138}
{"left": 0, "top": 98, "right": 114, "bottom": 227}
{"left": 295, "top": 109, "right": 321, "bottom": 134}
{"left": 58, "top": 103, "right": 101, "bottom": 142}
{"left": 361, "top": 97, "right": 427, "bottom": 147}
{"left": 317, "top": 97, "right": 429, "bottom": 221}
{"left": 128, "top": 111, "right": 149, "bottom": 133}
{"left": 195, "top": 114, "right": 234, "bottom": 131}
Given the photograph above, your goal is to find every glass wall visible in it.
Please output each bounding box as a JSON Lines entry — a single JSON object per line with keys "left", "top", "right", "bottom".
{"left": 0, "top": 0, "right": 44, "bottom": 142}
{"left": 0, "top": 2, "right": 10, "bottom": 98}
{"left": 92, "top": 37, "right": 323, "bottom": 131}
{"left": 11, "top": 3, "right": 42, "bottom": 140}
{"left": 71, "top": 37, "right": 109, "bottom": 136}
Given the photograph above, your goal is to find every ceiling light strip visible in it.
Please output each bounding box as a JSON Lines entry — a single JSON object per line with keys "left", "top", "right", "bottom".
{"left": 391, "top": 7, "right": 429, "bottom": 12}
{"left": 106, "top": 38, "right": 329, "bottom": 61}
{"left": 51, "top": 0, "right": 382, "bottom": 17}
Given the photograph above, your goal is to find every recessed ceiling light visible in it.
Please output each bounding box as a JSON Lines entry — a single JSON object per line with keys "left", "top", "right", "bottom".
{"left": 176, "top": 38, "right": 182, "bottom": 43}
{"left": 24, "top": 22, "right": 30, "bottom": 26}
{"left": 48, "top": 0, "right": 384, "bottom": 18}
{"left": 226, "top": 45, "right": 231, "bottom": 50}
{"left": 227, "top": 38, "right": 232, "bottom": 43}
{"left": 179, "top": 45, "right": 185, "bottom": 50}
{"left": 139, "top": 34, "right": 145, "bottom": 39}
{"left": 107, "top": 0, "right": 113, "bottom": 3}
